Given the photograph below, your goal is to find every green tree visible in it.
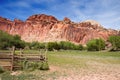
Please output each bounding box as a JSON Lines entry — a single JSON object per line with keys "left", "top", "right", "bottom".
{"left": 74, "top": 44, "right": 83, "bottom": 50}
{"left": 12, "top": 35, "right": 25, "bottom": 48}
{"left": 29, "top": 42, "right": 46, "bottom": 50}
{"left": 87, "top": 39, "right": 105, "bottom": 51}
{"left": 47, "top": 42, "right": 60, "bottom": 51}
{"left": 59, "top": 41, "right": 74, "bottom": 50}
{"left": 108, "top": 36, "right": 120, "bottom": 51}
{"left": 0, "top": 30, "right": 13, "bottom": 49}
{"left": 0, "top": 30, "right": 25, "bottom": 49}
{"left": 96, "top": 39, "right": 105, "bottom": 51}
{"left": 39, "top": 43, "right": 46, "bottom": 49}
{"left": 29, "top": 41, "right": 40, "bottom": 50}
{"left": 58, "top": 41, "right": 83, "bottom": 50}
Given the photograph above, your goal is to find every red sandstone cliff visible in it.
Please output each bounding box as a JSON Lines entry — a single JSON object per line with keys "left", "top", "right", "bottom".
{"left": 0, "top": 14, "right": 119, "bottom": 45}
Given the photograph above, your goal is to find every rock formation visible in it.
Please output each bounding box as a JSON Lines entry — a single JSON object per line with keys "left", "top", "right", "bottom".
{"left": 0, "top": 14, "right": 119, "bottom": 45}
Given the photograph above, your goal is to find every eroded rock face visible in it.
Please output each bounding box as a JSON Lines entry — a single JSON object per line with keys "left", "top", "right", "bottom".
{"left": 0, "top": 14, "right": 119, "bottom": 45}
{"left": 63, "top": 17, "right": 71, "bottom": 24}
{"left": 26, "top": 14, "right": 58, "bottom": 23}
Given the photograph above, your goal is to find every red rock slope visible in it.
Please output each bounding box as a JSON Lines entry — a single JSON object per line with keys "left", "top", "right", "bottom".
{"left": 0, "top": 14, "right": 118, "bottom": 45}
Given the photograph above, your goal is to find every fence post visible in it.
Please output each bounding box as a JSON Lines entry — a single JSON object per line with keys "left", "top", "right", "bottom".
{"left": 39, "top": 49, "right": 41, "bottom": 61}
{"left": 11, "top": 46, "right": 15, "bottom": 71}
{"left": 20, "top": 48, "right": 22, "bottom": 69}
{"left": 45, "top": 49, "right": 47, "bottom": 61}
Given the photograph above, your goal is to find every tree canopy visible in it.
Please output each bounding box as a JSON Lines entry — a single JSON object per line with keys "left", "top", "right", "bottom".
{"left": 0, "top": 30, "right": 25, "bottom": 49}
{"left": 108, "top": 35, "right": 120, "bottom": 51}
{"left": 87, "top": 39, "right": 105, "bottom": 51}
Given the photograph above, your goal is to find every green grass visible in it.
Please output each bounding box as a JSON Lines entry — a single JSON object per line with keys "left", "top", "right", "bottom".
{"left": 48, "top": 50, "right": 120, "bottom": 65}
{"left": 47, "top": 50, "right": 120, "bottom": 71}
{"left": 0, "top": 50, "right": 120, "bottom": 80}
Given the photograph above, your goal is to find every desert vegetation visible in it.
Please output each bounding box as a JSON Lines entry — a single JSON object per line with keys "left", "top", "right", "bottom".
{"left": 47, "top": 41, "right": 83, "bottom": 51}
{"left": 0, "top": 30, "right": 25, "bottom": 49}
{"left": 0, "top": 30, "right": 120, "bottom": 52}
{"left": 86, "top": 39, "right": 105, "bottom": 51}
{"left": 108, "top": 35, "right": 120, "bottom": 51}
{"left": 0, "top": 30, "right": 120, "bottom": 80}
{"left": 22, "top": 61, "right": 49, "bottom": 71}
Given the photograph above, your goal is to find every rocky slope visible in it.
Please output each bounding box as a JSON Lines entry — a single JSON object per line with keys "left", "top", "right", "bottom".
{"left": 0, "top": 14, "right": 119, "bottom": 45}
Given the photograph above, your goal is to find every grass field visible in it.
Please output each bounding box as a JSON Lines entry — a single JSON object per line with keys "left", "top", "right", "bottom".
{"left": 0, "top": 50, "right": 120, "bottom": 80}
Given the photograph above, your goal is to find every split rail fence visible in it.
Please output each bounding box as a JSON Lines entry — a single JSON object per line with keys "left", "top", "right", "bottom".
{"left": 0, "top": 47, "right": 47, "bottom": 71}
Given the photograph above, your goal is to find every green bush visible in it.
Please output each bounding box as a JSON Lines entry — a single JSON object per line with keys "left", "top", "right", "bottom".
{"left": 74, "top": 44, "right": 83, "bottom": 50}
{"left": 59, "top": 41, "right": 83, "bottom": 50}
{"left": 22, "top": 60, "right": 38, "bottom": 71}
{"left": 108, "top": 35, "right": 120, "bottom": 51}
{"left": 47, "top": 42, "right": 60, "bottom": 51}
{"left": 46, "top": 41, "right": 84, "bottom": 51}
{"left": 87, "top": 39, "right": 105, "bottom": 51}
{"left": 26, "top": 62, "right": 39, "bottom": 71}
{"left": 22, "top": 59, "right": 29, "bottom": 70}
{"left": 0, "top": 66, "right": 4, "bottom": 73}
{"left": 29, "top": 41, "right": 84, "bottom": 51}
{"left": 39, "top": 62, "right": 49, "bottom": 70}
{"left": 29, "top": 42, "right": 46, "bottom": 50}
{"left": 59, "top": 41, "right": 73, "bottom": 50}
{"left": 26, "top": 41, "right": 84, "bottom": 51}
{"left": 29, "top": 41, "right": 40, "bottom": 50}
{"left": 22, "top": 59, "right": 49, "bottom": 71}
{"left": 39, "top": 43, "right": 46, "bottom": 49}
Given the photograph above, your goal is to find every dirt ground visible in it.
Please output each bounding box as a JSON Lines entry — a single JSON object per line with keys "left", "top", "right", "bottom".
{"left": 48, "top": 63, "right": 120, "bottom": 80}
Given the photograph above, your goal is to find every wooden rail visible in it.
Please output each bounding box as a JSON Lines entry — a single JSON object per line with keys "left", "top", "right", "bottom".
{"left": 0, "top": 47, "right": 47, "bottom": 71}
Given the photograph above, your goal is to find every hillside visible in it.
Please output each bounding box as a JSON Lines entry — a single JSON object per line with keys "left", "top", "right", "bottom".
{"left": 0, "top": 14, "right": 118, "bottom": 44}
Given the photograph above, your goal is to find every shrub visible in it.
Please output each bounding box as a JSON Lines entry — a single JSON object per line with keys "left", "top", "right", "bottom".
{"left": 47, "top": 42, "right": 60, "bottom": 51}
{"left": 46, "top": 41, "right": 84, "bottom": 51}
{"left": 108, "top": 35, "right": 120, "bottom": 51}
{"left": 22, "top": 59, "right": 49, "bottom": 71}
{"left": 26, "top": 62, "right": 39, "bottom": 71}
{"left": 29, "top": 42, "right": 46, "bottom": 50}
{"left": 39, "top": 43, "right": 46, "bottom": 49}
{"left": 39, "top": 62, "right": 49, "bottom": 70}
{"left": 74, "top": 44, "right": 83, "bottom": 50}
{"left": 22, "top": 59, "right": 29, "bottom": 70}
{"left": 22, "top": 60, "right": 38, "bottom": 71}
{"left": 29, "top": 41, "right": 40, "bottom": 50}
{"left": 28, "top": 41, "right": 84, "bottom": 51}
{"left": 0, "top": 66, "right": 5, "bottom": 73}
{"left": 87, "top": 39, "right": 105, "bottom": 51}
{"left": 59, "top": 41, "right": 75, "bottom": 50}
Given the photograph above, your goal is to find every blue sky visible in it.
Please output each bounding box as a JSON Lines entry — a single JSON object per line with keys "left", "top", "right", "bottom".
{"left": 0, "top": 0, "right": 120, "bottom": 30}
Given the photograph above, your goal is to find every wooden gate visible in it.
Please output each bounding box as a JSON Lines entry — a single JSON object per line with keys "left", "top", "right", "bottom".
{"left": 0, "top": 47, "right": 47, "bottom": 71}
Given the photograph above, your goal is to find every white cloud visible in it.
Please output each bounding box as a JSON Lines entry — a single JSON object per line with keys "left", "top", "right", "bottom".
{"left": 1, "top": 0, "right": 120, "bottom": 29}
{"left": 60, "top": 0, "right": 120, "bottom": 29}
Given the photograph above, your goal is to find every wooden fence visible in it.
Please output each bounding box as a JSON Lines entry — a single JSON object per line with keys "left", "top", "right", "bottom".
{"left": 0, "top": 47, "right": 47, "bottom": 71}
